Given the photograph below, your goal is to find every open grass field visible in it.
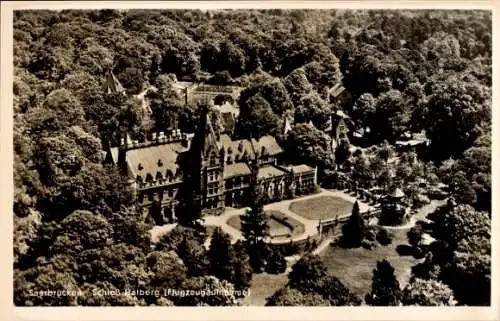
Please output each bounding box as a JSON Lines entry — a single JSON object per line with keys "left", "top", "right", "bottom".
{"left": 226, "top": 211, "right": 305, "bottom": 238}
{"left": 289, "top": 195, "right": 354, "bottom": 220}
{"left": 242, "top": 272, "right": 289, "bottom": 306}
{"left": 319, "top": 228, "right": 419, "bottom": 301}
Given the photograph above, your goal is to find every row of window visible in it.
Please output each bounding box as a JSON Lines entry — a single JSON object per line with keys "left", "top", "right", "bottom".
{"left": 139, "top": 188, "right": 177, "bottom": 203}
{"left": 225, "top": 176, "right": 250, "bottom": 188}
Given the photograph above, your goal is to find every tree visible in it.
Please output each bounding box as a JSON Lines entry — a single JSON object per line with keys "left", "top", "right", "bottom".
{"left": 259, "top": 78, "right": 294, "bottom": 116}
{"left": 335, "top": 139, "right": 351, "bottom": 167}
{"left": 241, "top": 171, "right": 270, "bottom": 272}
{"left": 47, "top": 210, "right": 113, "bottom": 258}
{"left": 376, "top": 228, "right": 392, "bottom": 246}
{"left": 147, "top": 251, "right": 187, "bottom": 303}
{"left": 284, "top": 68, "right": 313, "bottom": 106}
{"left": 117, "top": 67, "right": 144, "bottom": 95}
{"left": 368, "top": 90, "right": 410, "bottom": 144}
{"left": 365, "top": 260, "right": 402, "bottom": 306}
{"left": 266, "top": 287, "right": 330, "bottom": 306}
{"left": 285, "top": 123, "right": 335, "bottom": 171}
{"left": 229, "top": 240, "right": 253, "bottom": 292}
{"left": 340, "top": 201, "right": 365, "bottom": 247}
{"left": 407, "top": 225, "right": 424, "bottom": 249}
{"left": 265, "top": 248, "right": 287, "bottom": 274}
{"left": 208, "top": 227, "right": 234, "bottom": 281}
{"left": 294, "top": 92, "right": 330, "bottom": 130}
{"left": 175, "top": 276, "right": 238, "bottom": 306}
{"left": 316, "top": 276, "right": 362, "bottom": 306}
{"left": 431, "top": 204, "right": 490, "bottom": 250}
{"left": 402, "top": 278, "right": 456, "bottom": 306}
{"left": 421, "top": 75, "right": 490, "bottom": 160}
{"left": 288, "top": 254, "right": 328, "bottom": 293}
{"left": 449, "top": 171, "right": 477, "bottom": 205}
{"left": 447, "top": 235, "right": 491, "bottom": 305}
{"left": 177, "top": 236, "right": 210, "bottom": 277}
{"left": 236, "top": 93, "right": 281, "bottom": 139}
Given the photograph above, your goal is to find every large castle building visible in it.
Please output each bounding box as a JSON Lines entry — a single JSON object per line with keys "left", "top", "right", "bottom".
{"left": 105, "top": 107, "right": 317, "bottom": 225}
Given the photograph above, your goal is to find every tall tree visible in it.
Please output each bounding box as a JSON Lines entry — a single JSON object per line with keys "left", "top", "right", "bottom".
{"left": 208, "top": 227, "right": 234, "bottom": 281}
{"left": 365, "top": 260, "right": 402, "bottom": 306}
{"left": 341, "top": 201, "right": 365, "bottom": 247}
{"left": 240, "top": 168, "right": 270, "bottom": 272}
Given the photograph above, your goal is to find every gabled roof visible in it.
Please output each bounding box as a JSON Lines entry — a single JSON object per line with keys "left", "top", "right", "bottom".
{"left": 328, "top": 83, "right": 345, "bottom": 99}
{"left": 223, "top": 163, "right": 252, "bottom": 179}
{"left": 285, "top": 164, "right": 315, "bottom": 174}
{"left": 219, "top": 134, "right": 256, "bottom": 162}
{"left": 125, "top": 142, "right": 189, "bottom": 179}
{"left": 257, "top": 165, "right": 287, "bottom": 180}
{"left": 251, "top": 136, "right": 283, "bottom": 157}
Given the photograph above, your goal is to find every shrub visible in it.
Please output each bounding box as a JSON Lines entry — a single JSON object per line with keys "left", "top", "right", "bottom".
{"left": 362, "top": 239, "right": 376, "bottom": 250}
{"left": 376, "top": 228, "right": 393, "bottom": 246}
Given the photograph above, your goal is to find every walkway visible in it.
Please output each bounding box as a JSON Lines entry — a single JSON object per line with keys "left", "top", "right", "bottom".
{"left": 202, "top": 188, "right": 374, "bottom": 246}
{"left": 150, "top": 188, "right": 377, "bottom": 248}
{"left": 309, "top": 198, "right": 448, "bottom": 257}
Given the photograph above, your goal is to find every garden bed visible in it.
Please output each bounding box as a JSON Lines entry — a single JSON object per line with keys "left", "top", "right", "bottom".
{"left": 289, "top": 195, "right": 354, "bottom": 220}
{"left": 226, "top": 211, "right": 305, "bottom": 238}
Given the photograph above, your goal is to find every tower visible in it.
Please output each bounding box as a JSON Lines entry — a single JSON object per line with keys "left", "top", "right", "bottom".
{"left": 103, "top": 69, "right": 125, "bottom": 95}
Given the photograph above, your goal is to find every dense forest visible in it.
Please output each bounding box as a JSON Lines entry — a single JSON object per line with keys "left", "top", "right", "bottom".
{"left": 13, "top": 9, "right": 491, "bottom": 306}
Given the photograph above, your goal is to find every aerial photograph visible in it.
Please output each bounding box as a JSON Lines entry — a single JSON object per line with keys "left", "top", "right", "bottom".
{"left": 12, "top": 8, "right": 491, "bottom": 307}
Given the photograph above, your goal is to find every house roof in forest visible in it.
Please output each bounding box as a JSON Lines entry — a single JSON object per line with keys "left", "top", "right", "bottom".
{"left": 328, "top": 83, "right": 345, "bottom": 98}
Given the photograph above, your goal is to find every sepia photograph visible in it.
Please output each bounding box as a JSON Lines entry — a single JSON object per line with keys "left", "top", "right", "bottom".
{"left": 4, "top": 1, "right": 495, "bottom": 315}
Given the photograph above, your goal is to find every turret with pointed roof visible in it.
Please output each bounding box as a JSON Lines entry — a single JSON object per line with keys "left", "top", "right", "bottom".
{"left": 103, "top": 69, "right": 125, "bottom": 95}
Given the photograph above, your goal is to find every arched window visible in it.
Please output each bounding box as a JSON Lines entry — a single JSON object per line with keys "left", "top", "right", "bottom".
{"left": 166, "top": 169, "right": 174, "bottom": 181}
{"left": 156, "top": 171, "right": 163, "bottom": 180}
{"left": 145, "top": 173, "right": 153, "bottom": 183}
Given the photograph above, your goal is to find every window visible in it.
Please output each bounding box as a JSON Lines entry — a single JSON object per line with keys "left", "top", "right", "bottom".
{"left": 168, "top": 189, "right": 173, "bottom": 197}
{"left": 210, "top": 152, "right": 216, "bottom": 167}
